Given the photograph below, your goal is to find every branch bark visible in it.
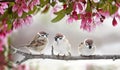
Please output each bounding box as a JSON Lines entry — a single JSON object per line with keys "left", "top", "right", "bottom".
{"left": 10, "top": 46, "right": 119, "bottom": 64}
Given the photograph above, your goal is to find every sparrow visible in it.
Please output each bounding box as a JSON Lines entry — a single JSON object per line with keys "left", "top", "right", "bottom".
{"left": 52, "top": 33, "right": 71, "bottom": 56}
{"left": 78, "top": 39, "right": 96, "bottom": 56}
{"left": 26, "top": 31, "right": 49, "bottom": 54}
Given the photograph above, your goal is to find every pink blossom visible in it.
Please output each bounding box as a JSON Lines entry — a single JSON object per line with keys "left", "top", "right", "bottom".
{"left": 18, "top": 64, "right": 26, "bottom": 70}
{"left": 0, "top": 19, "right": 12, "bottom": 51}
{"left": 13, "top": 64, "right": 29, "bottom": 70}
{"left": 13, "top": 15, "right": 32, "bottom": 29}
{"left": 67, "top": 16, "right": 74, "bottom": 23}
{"left": 93, "top": 12, "right": 103, "bottom": 25}
{"left": 13, "top": 18, "right": 24, "bottom": 29}
{"left": 63, "top": 4, "right": 67, "bottom": 10}
{"left": 0, "top": 19, "right": 11, "bottom": 38}
{"left": 28, "top": 0, "right": 40, "bottom": 10}
{"left": 97, "top": 9, "right": 110, "bottom": 17}
{"left": 52, "top": 5, "right": 62, "bottom": 13}
{"left": 24, "top": 15, "right": 33, "bottom": 24}
{"left": 0, "top": 37, "right": 4, "bottom": 51}
{"left": 0, "top": 2, "right": 8, "bottom": 14}
{"left": 12, "top": 0, "right": 29, "bottom": 17}
{"left": 67, "top": 11, "right": 78, "bottom": 23}
{"left": 73, "top": 1, "right": 86, "bottom": 14}
{"left": 0, "top": 50, "right": 7, "bottom": 70}
{"left": 72, "top": 11, "right": 78, "bottom": 20}
{"left": 80, "top": 12, "right": 95, "bottom": 32}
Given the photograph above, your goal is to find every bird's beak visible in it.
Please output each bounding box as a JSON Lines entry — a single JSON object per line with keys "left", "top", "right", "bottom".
{"left": 88, "top": 45, "right": 92, "bottom": 49}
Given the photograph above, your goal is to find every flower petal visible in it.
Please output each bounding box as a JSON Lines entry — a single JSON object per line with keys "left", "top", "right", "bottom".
{"left": 18, "top": 8, "right": 23, "bottom": 17}
{"left": 22, "top": 4, "right": 29, "bottom": 12}
{"left": 67, "top": 16, "right": 73, "bottom": 23}
{"left": 12, "top": 5, "right": 18, "bottom": 12}
{"left": 78, "top": 2, "right": 83, "bottom": 11}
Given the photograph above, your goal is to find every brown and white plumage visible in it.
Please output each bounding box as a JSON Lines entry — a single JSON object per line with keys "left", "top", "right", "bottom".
{"left": 26, "top": 31, "right": 49, "bottom": 54}
{"left": 52, "top": 33, "right": 71, "bottom": 56}
{"left": 78, "top": 39, "right": 96, "bottom": 56}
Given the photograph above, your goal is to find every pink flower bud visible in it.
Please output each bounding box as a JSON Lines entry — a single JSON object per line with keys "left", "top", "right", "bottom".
{"left": 112, "top": 17, "right": 117, "bottom": 26}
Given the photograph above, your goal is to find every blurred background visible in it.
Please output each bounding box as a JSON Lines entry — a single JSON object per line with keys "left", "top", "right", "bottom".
{"left": 10, "top": 10, "right": 120, "bottom": 70}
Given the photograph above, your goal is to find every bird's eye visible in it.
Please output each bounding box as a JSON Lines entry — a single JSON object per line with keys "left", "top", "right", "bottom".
{"left": 59, "top": 37, "right": 62, "bottom": 40}
{"left": 41, "top": 34, "right": 44, "bottom": 36}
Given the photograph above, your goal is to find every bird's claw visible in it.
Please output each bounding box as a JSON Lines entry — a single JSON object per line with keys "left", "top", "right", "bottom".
{"left": 80, "top": 54, "right": 95, "bottom": 57}
{"left": 68, "top": 52, "right": 71, "bottom": 56}
{"left": 40, "top": 54, "right": 44, "bottom": 56}
{"left": 63, "top": 54, "right": 66, "bottom": 57}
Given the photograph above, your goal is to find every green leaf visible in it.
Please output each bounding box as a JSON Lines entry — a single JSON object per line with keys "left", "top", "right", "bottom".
{"left": 77, "top": 14, "right": 81, "bottom": 19}
{"left": 59, "top": 0, "right": 65, "bottom": 2}
{"left": 6, "top": 18, "right": 13, "bottom": 30}
{"left": 45, "top": 0, "right": 50, "bottom": 4}
{"left": 40, "top": 0, "right": 46, "bottom": 7}
{"left": 107, "top": 0, "right": 114, "bottom": 3}
{"left": 9, "top": 2, "right": 14, "bottom": 7}
{"left": 51, "top": 14, "right": 65, "bottom": 23}
{"left": 102, "top": 4, "right": 108, "bottom": 11}
{"left": 109, "top": 5, "right": 118, "bottom": 15}
{"left": 0, "top": 10, "right": 9, "bottom": 20}
{"left": 65, "top": 3, "right": 73, "bottom": 15}
{"left": 35, "top": 7, "right": 41, "bottom": 14}
{"left": 54, "top": 9, "right": 65, "bottom": 15}
{"left": 41, "top": 5, "right": 50, "bottom": 13}
{"left": 40, "top": 0, "right": 50, "bottom": 7}
{"left": 22, "top": 6, "right": 37, "bottom": 18}
{"left": 85, "top": 0, "right": 92, "bottom": 12}
{"left": 7, "top": 7, "right": 13, "bottom": 14}
{"left": 51, "top": 1, "right": 56, "bottom": 7}
{"left": 97, "top": 0, "right": 105, "bottom": 9}
{"left": 7, "top": 23, "right": 13, "bottom": 30}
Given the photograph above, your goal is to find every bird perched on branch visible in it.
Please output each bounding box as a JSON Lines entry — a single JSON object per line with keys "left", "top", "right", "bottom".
{"left": 26, "top": 31, "right": 49, "bottom": 54}
{"left": 78, "top": 39, "right": 96, "bottom": 56}
{"left": 52, "top": 33, "right": 71, "bottom": 56}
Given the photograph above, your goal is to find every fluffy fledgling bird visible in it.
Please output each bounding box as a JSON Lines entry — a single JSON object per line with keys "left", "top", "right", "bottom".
{"left": 78, "top": 39, "right": 96, "bottom": 56}
{"left": 26, "top": 31, "right": 49, "bottom": 54}
{"left": 52, "top": 33, "right": 71, "bottom": 56}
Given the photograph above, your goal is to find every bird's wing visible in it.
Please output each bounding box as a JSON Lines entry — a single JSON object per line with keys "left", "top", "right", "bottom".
{"left": 32, "top": 34, "right": 40, "bottom": 41}
{"left": 65, "top": 39, "right": 71, "bottom": 52}
{"left": 28, "top": 35, "right": 42, "bottom": 47}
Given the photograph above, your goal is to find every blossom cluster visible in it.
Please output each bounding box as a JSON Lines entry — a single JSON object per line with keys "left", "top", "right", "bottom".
{"left": 52, "top": 0, "right": 120, "bottom": 31}
{"left": 0, "top": 0, "right": 36, "bottom": 52}
{"left": 65, "top": 0, "right": 120, "bottom": 32}
{"left": 0, "top": 0, "right": 39, "bottom": 69}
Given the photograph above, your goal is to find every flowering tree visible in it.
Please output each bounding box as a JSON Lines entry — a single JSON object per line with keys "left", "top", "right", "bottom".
{"left": 0, "top": 0, "right": 120, "bottom": 69}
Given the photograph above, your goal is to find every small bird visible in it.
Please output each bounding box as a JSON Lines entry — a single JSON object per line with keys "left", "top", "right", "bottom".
{"left": 78, "top": 39, "right": 96, "bottom": 56}
{"left": 26, "top": 31, "right": 49, "bottom": 54}
{"left": 52, "top": 33, "right": 71, "bottom": 56}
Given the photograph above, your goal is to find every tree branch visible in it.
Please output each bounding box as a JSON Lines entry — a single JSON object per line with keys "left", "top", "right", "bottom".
{"left": 10, "top": 46, "right": 120, "bottom": 64}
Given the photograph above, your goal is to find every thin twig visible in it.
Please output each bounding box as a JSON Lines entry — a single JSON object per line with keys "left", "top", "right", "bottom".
{"left": 10, "top": 46, "right": 120, "bottom": 64}
{"left": 51, "top": 45, "right": 54, "bottom": 55}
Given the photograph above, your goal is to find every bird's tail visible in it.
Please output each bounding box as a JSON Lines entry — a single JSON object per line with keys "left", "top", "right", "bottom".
{"left": 10, "top": 44, "right": 29, "bottom": 54}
